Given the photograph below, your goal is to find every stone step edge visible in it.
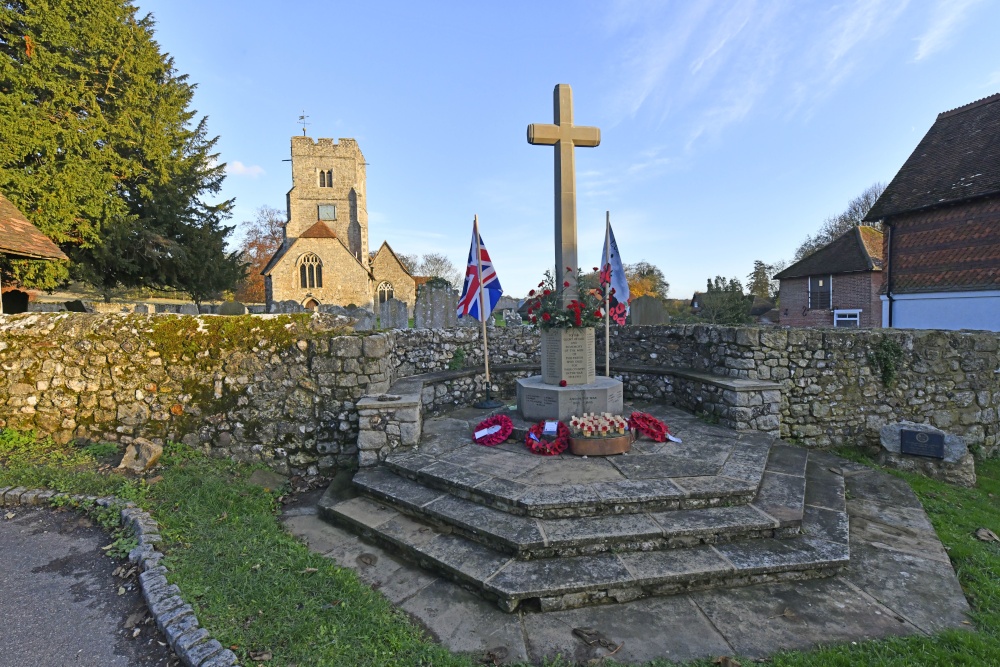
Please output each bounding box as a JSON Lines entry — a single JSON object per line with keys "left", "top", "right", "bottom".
{"left": 383, "top": 456, "right": 758, "bottom": 518}
{"left": 349, "top": 468, "right": 796, "bottom": 558}
{"left": 318, "top": 486, "right": 849, "bottom": 613}
{"left": 0, "top": 486, "right": 240, "bottom": 667}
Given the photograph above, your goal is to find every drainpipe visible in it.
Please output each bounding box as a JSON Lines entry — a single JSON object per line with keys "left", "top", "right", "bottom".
{"left": 885, "top": 223, "right": 894, "bottom": 328}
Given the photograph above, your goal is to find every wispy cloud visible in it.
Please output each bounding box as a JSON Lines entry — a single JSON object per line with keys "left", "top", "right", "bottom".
{"left": 225, "top": 161, "right": 265, "bottom": 178}
{"left": 915, "top": 0, "right": 982, "bottom": 61}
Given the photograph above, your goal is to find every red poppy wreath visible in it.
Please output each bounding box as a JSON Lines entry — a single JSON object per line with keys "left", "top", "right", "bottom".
{"left": 525, "top": 420, "right": 570, "bottom": 456}
{"left": 629, "top": 411, "right": 670, "bottom": 443}
{"left": 472, "top": 414, "right": 513, "bottom": 446}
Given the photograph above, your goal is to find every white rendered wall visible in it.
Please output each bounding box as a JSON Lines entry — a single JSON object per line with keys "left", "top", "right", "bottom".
{"left": 881, "top": 291, "right": 1000, "bottom": 331}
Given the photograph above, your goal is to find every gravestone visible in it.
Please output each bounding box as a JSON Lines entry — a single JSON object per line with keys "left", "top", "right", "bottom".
{"left": 414, "top": 286, "right": 458, "bottom": 329}
{"left": 878, "top": 421, "right": 976, "bottom": 487}
{"left": 133, "top": 303, "right": 151, "bottom": 314}
{"left": 347, "top": 307, "right": 376, "bottom": 332}
{"left": 630, "top": 295, "right": 666, "bottom": 325}
{"left": 218, "top": 301, "right": 248, "bottom": 316}
{"left": 177, "top": 303, "right": 199, "bottom": 315}
{"left": 270, "top": 300, "right": 305, "bottom": 314}
{"left": 64, "top": 299, "right": 91, "bottom": 313}
{"left": 379, "top": 298, "right": 409, "bottom": 329}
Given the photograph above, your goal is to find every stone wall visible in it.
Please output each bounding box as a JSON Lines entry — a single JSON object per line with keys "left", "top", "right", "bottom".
{"left": 1, "top": 315, "right": 996, "bottom": 476}
{"left": 600, "top": 324, "right": 999, "bottom": 456}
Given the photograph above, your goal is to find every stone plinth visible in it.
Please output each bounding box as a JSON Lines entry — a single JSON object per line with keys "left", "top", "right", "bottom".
{"left": 541, "top": 327, "right": 595, "bottom": 386}
{"left": 516, "top": 375, "right": 623, "bottom": 421}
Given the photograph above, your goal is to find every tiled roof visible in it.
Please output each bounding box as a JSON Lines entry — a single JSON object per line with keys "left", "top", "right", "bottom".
{"left": 865, "top": 92, "right": 1000, "bottom": 220}
{"left": 0, "top": 193, "right": 69, "bottom": 261}
{"left": 774, "top": 226, "right": 883, "bottom": 280}
{"left": 299, "top": 221, "right": 337, "bottom": 239}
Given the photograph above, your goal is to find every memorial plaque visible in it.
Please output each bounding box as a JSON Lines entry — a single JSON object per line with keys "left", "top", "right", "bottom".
{"left": 540, "top": 327, "right": 596, "bottom": 386}
{"left": 900, "top": 429, "right": 945, "bottom": 459}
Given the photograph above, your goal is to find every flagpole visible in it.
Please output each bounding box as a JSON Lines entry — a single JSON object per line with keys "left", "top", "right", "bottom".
{"left": 604, "top": 211, "right": 612, "bottom": 377}
{"left": 474, "top": 215, "right": 491, "bottom": 387}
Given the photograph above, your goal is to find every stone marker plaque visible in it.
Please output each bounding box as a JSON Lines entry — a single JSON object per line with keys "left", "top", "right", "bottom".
{"left": 541, "top": 327, "right": 596, "bottom": 385}
{"left": 900, "top": 429, "right": 945, "bottom": 459}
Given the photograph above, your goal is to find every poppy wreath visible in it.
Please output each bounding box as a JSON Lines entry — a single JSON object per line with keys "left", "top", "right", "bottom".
{"left": 629, "top": 411, "right": 669, "bottom": 443}
{"left": 525, "top": 421, "right": 570, "bottom": 456}
{"left": 472, "top": 414, "right": 513, "bottom": 446}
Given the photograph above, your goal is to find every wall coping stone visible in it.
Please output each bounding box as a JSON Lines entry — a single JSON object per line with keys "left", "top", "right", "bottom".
{"left": 608, "top": 364, "right": 783, "bottom": 392}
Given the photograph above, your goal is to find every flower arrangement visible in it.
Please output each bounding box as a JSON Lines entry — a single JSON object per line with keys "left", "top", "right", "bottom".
{"left": 472, "top": 414, "right": 513, "bottom": 446}
{"left": 526, "top": 267, "right": 607, "bottom": 330}
{"left": 525, "top": 420, "right": 570, "bottom": 455}
{"left": 629, "top": 412, "right": 670, "bottom": 443}
{"left": 569, "top": 413, "right": 629, "bottom": 438}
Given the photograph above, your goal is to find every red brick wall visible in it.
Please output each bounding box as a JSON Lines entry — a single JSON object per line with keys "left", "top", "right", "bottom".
{"left": 778, "top": 272, "right": 881, "bottom": 327}
{"left": 885, "top": 196, "right": 1000, "bottom": 292}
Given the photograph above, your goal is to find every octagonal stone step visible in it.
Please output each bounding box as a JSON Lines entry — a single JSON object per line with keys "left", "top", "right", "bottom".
{"left": 342, "top": 466, "right": 802, "bottom": 558}
{"left": 318, "top": 449, "right": 849, "bottom": 612}
{"left": 382, "top": 433, "right": 776, "bottom": 519}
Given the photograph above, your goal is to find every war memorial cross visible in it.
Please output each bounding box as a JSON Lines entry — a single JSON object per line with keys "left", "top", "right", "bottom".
{"left": 528, "top": 84, "right": 600, "bottom": 306}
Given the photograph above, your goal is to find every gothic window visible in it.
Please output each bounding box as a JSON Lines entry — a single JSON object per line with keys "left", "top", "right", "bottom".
{"left": 377, "top": 281, "right": 394, "bottom": 304}
{"left": 298, "top": 253, "right": 323, "bottom": 289}
{"left": 319, "top": 169, "right": 333, "bottom": 187}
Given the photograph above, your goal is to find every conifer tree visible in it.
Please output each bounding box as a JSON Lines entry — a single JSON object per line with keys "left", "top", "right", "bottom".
{"left": 0, "top": 0, "right": 242, "bottom": 296}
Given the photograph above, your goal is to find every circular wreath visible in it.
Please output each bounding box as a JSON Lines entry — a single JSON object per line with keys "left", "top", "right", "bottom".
{"left": 472, "top": 414, "right": 513, "bottom": 446}
{"left": 525, "top": 421, "right": 570, "bottom": 456}
{"left": 629, "top": 412, "right": 669, "bottom": 443}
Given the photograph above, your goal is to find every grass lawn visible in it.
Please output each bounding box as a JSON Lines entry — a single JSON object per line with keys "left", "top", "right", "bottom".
{"left": 1, "top": 428, "right": 998, "bottom": 667}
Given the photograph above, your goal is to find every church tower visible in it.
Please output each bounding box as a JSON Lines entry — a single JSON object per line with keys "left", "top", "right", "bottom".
{"left": 286, "top": 136, "right": 368, "bottom": 264}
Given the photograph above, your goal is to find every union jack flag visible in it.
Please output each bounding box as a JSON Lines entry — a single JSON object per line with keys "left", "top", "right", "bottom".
{"left": 457, "top": 219, "right": 503, "bottom": 321}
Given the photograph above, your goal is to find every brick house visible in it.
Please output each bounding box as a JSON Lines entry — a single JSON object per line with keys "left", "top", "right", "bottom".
{"left": 773, "top": 226, "right": 883, "bottom": 327}
{"left": 863, "top": 93, "right": 1000, "bottom": 331}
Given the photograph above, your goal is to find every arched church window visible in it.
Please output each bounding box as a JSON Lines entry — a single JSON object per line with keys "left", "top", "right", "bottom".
{"left": 377, "top": 281, "right": 394, "bottom": 304}
{"left": 319, "top": 169, "right": 333, "bottom": 187}
{"left": 298, "top": 253, "right": 323, "bottom": 289}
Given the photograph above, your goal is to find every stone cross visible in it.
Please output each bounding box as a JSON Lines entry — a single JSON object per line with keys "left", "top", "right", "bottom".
{"left": 528, "top": 84, "right": 600, "bottom": 306}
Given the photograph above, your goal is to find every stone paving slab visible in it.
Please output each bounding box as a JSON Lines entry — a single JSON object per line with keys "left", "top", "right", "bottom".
{"left": 384, "top": 404, "right": 772, "bottom": 518}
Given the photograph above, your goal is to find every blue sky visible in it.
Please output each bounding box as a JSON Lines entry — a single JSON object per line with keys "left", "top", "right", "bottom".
{"left": 138, "top": 0, "right": 1000, "bottom": 300}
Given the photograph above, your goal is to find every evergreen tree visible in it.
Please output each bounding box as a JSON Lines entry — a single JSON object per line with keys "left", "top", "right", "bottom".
{"left": 0, "top": 0, "right": 240, "bottom": 296}
{"left": 698, "top": 276, "right": 751, "bottom": 325}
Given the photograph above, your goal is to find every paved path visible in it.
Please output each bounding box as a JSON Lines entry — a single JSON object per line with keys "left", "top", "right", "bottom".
{"left": 283, "top": 452, "right": 972, "bottom": 665}
{"left": 0, "top": 507, "right": 177, "bottom": 667}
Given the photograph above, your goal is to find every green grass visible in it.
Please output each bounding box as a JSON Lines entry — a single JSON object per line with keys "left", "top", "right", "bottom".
{"left": 2, "top": 429, "right": 999, "bottom": 666}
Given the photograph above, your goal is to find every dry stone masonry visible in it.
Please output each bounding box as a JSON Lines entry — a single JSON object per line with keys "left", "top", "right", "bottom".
{"left": 1, "top": 314, "right": 997, "bottom": 477}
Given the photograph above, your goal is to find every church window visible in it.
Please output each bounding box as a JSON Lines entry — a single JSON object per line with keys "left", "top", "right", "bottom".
{"left": 298, "top": 253, "right": 323, "bottom": 289}
{"left": 319, "top": 169, "right": 333, "bottom": 187}
{"left": 377, "top": 281, "right": 394, "bottom": 304}
{"left": 318, "top": 204, "right": 336, "bottom": 221}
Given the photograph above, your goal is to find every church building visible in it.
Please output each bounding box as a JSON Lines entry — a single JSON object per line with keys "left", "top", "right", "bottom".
{"left": 262, "top": 135, "right": 416, "bottom": 312}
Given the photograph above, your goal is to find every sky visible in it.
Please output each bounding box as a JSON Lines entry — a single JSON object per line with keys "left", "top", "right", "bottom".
{"left": 137, "top": 0, "right": 1000, "bottom": 300}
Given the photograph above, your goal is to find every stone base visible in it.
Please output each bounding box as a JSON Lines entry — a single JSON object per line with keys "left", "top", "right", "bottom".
{"left": 516, "top": 375, "right": 623, "bottom": 421}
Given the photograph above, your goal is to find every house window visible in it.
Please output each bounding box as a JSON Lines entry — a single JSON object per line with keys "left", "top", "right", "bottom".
{"left": 834, "top": 309, "right": 861, "bottom": 327}
{"left": 377, "top": 281, "right": 394, "bottom": 304}
{"left": 318, "top": 169, "right": 333, "bottom": 187}
{"left": 318, "top": 204, "right": 336, "bottom": 221}
{"left": 298, "top": 253, "right": 323, "bottom": 289}
{"left": 809, "top": 275, "right": 831, "bottom": 310}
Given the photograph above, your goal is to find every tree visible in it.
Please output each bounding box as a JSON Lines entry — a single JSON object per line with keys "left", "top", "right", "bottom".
{"left": 625, "top": 261, "right": 669, "bottom": 300}
{"left": 396, "top": 253, "right": 420, "bottom": 275}
{"left": 415, "top": 252, "right": 461, "bottom": 288}
{"left": 747, "top": 259, "right": 786, "bottom": 300}
{"left": 234, "top": 206, "right": 284, "bottom": 303}
{"left": 794, "top": 183, "right": 886, "bottom": 260}
{"left": 698, "top": 276, "right": 751, "bottom": 325}
{"left": 0, "top": 0, "right": 239, "bottom": 297}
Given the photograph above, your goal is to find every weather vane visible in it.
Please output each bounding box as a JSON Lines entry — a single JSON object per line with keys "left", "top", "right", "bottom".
{"left": 298, "top": 110, "right": 310, "bottom": 136}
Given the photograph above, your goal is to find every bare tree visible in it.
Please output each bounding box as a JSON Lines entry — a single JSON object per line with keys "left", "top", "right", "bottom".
{"left": 416, "top": 252, "right": 462, "bottom": 288}
{"left": 794, "top": 182, "right": 886, "bottom": 260}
